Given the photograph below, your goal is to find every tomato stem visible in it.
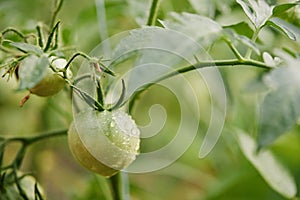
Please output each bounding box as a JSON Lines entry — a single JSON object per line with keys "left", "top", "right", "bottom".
{"left": 63, "top": 52, "right": 90, "bottom": 74}
{"left": 245, "top": 27, "right": 261, "bottom": 59}
{"left": 108, "top": 173, "right": 123, "bottom": 200}
{"left": 223, "top": 37, "right": 244, "bottom": 61}
{"left": 147, "top": 0, "right": 161, "bottom": 26}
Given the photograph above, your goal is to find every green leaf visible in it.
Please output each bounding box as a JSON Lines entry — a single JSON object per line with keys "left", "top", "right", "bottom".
{"left": 223, "top": 21, "right": 254, "bottom": 38}
{"left": 236, "top": 0, "right": 273, "bottom": 28}
{"left": 237, "top": 129, "right": 297, "bottom": 199}
{"left": 111, "top": 26, "right": 204, "bottom": 68}
{"left": 258, "top": 56, "right": 300, "bottom": 147}
{"left": 159, "top": 12, "right": 222, "bottom": 47}
{"left": 111, "top": 79, "right": 126, "bottom": 110}
{"left": 126, "top": 0, "right": 150, "bottom": 26}
{"left": 109, "top": 26, "right": 205, "bottom": 101}
{"left": 9, "top": 42, "right": 43, "bottom": 56}
{"left": 236, "top": 0, "right": 256, "bottom": 26}
{"left": 188, "top": 0, "right": 215, "bottom": 17}
{"left": 237, "top": 35, "right": 261, "bottom": 55}
{"left": 267, "top": 17, "right": 297, "bottom": 40}
{"left": 223, "top": 29, "right": 260, "bottom": 55}
{"left": 188, "top": 0, "right": 235, "bottom": 17}
{"left": 18, "top": 55, "right": 49, "bottom": 90}
{"left": 70, "top": 84, "right": 104, "bottom": 111}
{"left": 272, "top": 2, "right": 300, "bottom": 17}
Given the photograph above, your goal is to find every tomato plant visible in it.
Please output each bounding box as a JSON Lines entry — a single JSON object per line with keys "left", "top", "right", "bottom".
{"left": 0, "top": 0, "right": 300, "bottom": 200}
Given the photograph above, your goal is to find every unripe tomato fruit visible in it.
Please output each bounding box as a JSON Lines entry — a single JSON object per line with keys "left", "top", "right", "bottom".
{"left": 17, "top": 55, "right": 67, "bottom": 97}
{"left": 29, "top": 68, "right": 65, "bottom": 97}
{"left": 29, "top": 56, "right": 68, "bottom": 97}
{"left": 68, "top": 109, "right": 140, "bottom": 177}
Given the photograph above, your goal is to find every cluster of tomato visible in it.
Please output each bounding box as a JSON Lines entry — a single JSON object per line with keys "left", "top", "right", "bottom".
{"left": 0, "top": 21, "right": 140, "bottom": 200}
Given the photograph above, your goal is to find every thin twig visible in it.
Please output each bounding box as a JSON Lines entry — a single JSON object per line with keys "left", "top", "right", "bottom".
{"left": 1, "top": 28, "right": 25, "bottom": 40}
{"left": 5, "top": 129, "right": 68, "bottom": 145}
{"left": 223, "top": 38, "right": 244, "bottom": 61}
{"left": 50, "top": 0, "right": 64, "bottom": 29}
{"left": 245, "top": 28, "right": 260, "bottom": 59}
{"left": 129, "top": 58, "right": 272, "bottom": 112}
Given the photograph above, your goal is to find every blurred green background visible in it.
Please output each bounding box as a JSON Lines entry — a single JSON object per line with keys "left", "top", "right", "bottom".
{"left": 0, "top": 0, "right": 300, "bottom": 199}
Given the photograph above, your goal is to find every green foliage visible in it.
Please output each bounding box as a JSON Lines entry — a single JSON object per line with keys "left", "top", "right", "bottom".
{"left": 267, "top": 17, "right": 298, "bottom": 40}
{"left": 159, "top": 12, "right": 222, "bottom": 47}
{"left": 258, "top": 54, "right": 300, "bottom": 147}
{"left": 9, "top": 43, "right": 43, "bottom": 56}
{"left": 236, "top": 0, "right": 300, "bottom": 39}
{"left": 223, "top": 22, "right": 254, "bottom": 38}
{"left": 237, "top": 128, "right": 297, "bottom": 199}
{"left": 236, "top": 0, "right": 273, "bottom": 28}
{"left": 18, "top": 55, "right": 49, "bottom": 90}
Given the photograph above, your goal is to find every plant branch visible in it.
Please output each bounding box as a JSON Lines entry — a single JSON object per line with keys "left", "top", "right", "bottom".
{"left": 25, "top": 129, "right": 68, "bottom": 145}
{"left": 146, "top": 0, "right": 161, "bottom": 26}
{"left": 129, "top": 58, "right": 272, "bottom": 112}
{"left": 5, "top": 129, "right": 68, "bottom": 146}
{"left": 223, "top": 38, "right": 244, "bottom": 61}
{"left": 63, "top": 52, "right": 91, "bottom": 77}
{"left": 0, "top": 129, "right": 67, "bottom": 172}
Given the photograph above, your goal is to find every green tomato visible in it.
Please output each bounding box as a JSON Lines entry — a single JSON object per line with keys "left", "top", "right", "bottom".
{"left": 68, "top": 109, "right": 140, "bottom": 177}
{"left": 1, "top": 174, "right": 45, "bottom": 200}
{"left": 29, "top": 68, "right": 65, "bottom": 97}
{"left": 17, "top": 55, "right": 67, "bottom": 97}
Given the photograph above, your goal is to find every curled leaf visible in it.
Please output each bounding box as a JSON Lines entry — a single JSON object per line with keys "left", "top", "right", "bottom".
{"left": 10, "top": 42, "right": 43, "bottom": 56}
{"left": 267, "top": 17, "right": 297, "bottom": 40}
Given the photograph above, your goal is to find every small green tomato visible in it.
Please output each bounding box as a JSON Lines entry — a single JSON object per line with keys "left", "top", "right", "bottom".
{"left": 18, "top": 55, "right": 69, "bottom": 106}
{"left": 17, "top": 55, "right": 67, "bottom": 97}
{"left": 29, "top": 56, "right": 69, "bottom": 97}
{"left": 29, "top": 68, "right": 65, "bottom": 97}
{"left": 68, "top": 109, "right": 140, "bottom": 177}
